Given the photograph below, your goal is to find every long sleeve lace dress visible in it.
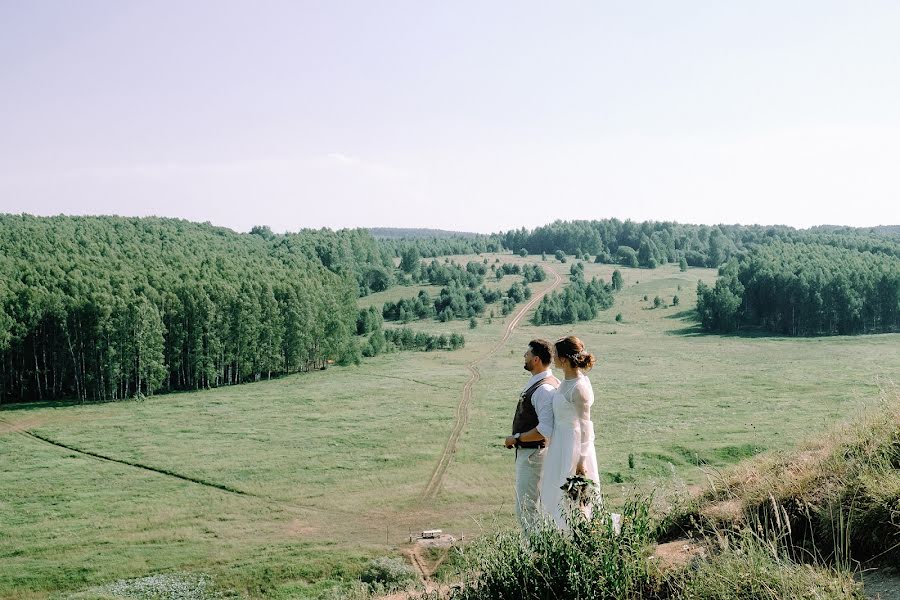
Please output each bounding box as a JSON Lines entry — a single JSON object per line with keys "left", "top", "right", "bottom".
{"left": 539, "top": 374, "right": 600, "bottom": 529}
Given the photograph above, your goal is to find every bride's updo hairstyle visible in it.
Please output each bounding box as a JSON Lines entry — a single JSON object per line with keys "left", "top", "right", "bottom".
{"left": 554, "top": 336, "right": 596, "bottom": 371}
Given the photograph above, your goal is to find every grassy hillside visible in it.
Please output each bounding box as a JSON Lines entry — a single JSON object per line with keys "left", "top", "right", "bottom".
{"left": 1, "top": 256, "right": 897, "bottom": 598}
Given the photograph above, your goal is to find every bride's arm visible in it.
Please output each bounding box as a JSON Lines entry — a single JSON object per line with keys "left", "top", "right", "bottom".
{"left": 572, "top": 382, "right": 595, "bottom": 475}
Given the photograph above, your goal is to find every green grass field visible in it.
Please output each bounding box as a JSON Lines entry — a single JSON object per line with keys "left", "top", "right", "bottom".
{"left": 2, "top": 255, "right": 898, "bottom": 599}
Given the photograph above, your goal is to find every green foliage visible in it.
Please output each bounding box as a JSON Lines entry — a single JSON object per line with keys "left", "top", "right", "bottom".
{"left": 356, "top": 306, "right": 383, "bottom": 335}
{"left": 611, "top": 269, "right": 624, "bottom": 291}
{"left": 448, "top": 497, "right": 657, "bottom": 600}
{"left": 696, "top": 241, "right": 900, "bottom": 335}
{"left": 495, "top": 263, "right": 521, "bottom": 278}
{"left": 416, "top": 259, "right": 485, "bottom": 288}
{"left": 399, "top": 247, "right": 421, "bottom": 274}
{"left": 569, "top": 261, "right": 585, "bottom": 281}
{"left": 0, "top": 215, "right": 369, "bottom": 403}
{"left": 380, "top": 327, "right": 463, "bottom": 352}
{"left": 532, "top": 277, "right": 615, "bottom": 325}
{"left": 615, "top": 313, "right": 623, "bottom": 322}
{"left": 378, "top": 234, "right": 504, "bottom": 260}
{"left": 359, "top": 557, "right": 418, "bottom": 592}
{"left": 618, "top": 246, "right": 639, "bottom": 268}
{"left": 382, "top": 290, "right": 435, "bottom": 322}
{"left": 638, "top": 234, "right": 664, "bottom": 268}
{"left": 653, "top": 296, "right": 664, "bottom": 308}
{"left": 469, "top": 317, "right": 477, "bottom": 329}
{"left": 673, "top": 295, "right": 680, "bottom": 306}
{"left": 518, "top": 248, "right": 527, "bottom": 257}
{"left": 554, "top": 249, "right": 566, "bottom": 263}
{"left": 501, "top": 219, "right": 900, "bottom": 272}
{"left": 506, "top": 282, "right": 531, "bottom": 304}
{"left": 384, "top": 264, "right": 538, "bottom": 325}
{"left": 521, "top": 264, "right": 546, "bottom": 283}
{"left": 679, "top": 256, "right": 688, "bottom": 272}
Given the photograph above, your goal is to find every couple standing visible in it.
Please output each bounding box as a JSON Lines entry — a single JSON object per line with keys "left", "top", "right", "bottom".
{"left": 504, "top": 336, "right": 599, "bottom": 532}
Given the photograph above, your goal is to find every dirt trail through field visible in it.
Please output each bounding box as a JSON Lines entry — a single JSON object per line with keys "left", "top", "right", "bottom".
{"left": 420, "top": 265, "right": 562, "bottom": 502}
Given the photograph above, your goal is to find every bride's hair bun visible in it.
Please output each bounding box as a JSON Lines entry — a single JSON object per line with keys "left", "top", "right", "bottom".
{"left": 554, "top": 336, "right": 596, "bottom": 371}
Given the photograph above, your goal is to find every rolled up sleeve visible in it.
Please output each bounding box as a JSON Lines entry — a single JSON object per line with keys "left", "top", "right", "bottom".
{"left": 531, "top": 385, "right": 555, "bottom": 439}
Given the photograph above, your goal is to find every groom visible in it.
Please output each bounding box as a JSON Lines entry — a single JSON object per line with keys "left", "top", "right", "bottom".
{"left": 504, "top": 339, "right": 559, "bottom": 533}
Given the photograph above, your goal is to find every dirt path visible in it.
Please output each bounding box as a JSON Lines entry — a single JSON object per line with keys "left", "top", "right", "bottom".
{"left": 420, "top": 266, "right": 563, "bottom": 501}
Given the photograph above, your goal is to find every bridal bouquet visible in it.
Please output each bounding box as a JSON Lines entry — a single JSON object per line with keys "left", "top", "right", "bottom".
{"left": 560, "top": 474, "right": 598, "bottom": 507}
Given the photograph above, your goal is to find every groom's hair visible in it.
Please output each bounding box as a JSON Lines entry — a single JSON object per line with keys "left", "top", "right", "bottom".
{"left": 528, "top": 339, "right": 553, "bottom": 366}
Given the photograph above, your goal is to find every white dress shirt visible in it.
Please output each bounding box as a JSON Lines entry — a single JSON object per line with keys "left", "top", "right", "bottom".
{"left": 523, "top": 369, "right": 556, "bottom": 440}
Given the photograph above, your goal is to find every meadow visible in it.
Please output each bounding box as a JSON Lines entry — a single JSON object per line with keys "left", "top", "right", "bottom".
{"left": 1, "top": 255, "right": 898, "bottom": 599}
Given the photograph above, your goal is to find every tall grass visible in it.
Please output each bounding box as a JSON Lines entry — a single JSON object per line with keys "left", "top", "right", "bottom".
{"left": 675, "top": 383, "right": 900, "bottom": 566}
{"left": 447, "top": 497, "right": 657, "bottom": 600}
{"left": 677, "top": 530, "right": 861, "bottom": 600}
{"left": 438, "top": 497, "right": 654, "bottom": 600}
{"left": 416, "top": 493, "right": 863, "bottom": 600}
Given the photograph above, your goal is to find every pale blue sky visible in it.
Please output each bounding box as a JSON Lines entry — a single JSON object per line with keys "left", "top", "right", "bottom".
{"left": 1, "top": 1, "right": 898, "bottom": 233}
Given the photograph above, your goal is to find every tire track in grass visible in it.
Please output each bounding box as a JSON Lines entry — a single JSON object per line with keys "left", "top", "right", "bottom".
{"left": 1, "top": 421, "right": 254, "bottom": 497}
{"left": 420, "top": 265, "right": 563, "bottom": 501}
{"left": 1, "top": 415, "right": 400, "bottom": 526}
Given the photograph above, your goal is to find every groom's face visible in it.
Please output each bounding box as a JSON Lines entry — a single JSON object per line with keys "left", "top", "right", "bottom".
{"left": 523, "top": 348, "right": 538, "bottom": 373}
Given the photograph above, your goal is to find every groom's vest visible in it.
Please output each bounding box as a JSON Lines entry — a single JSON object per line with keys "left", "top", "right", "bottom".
{"left": 512, "top": 375, "right": 560, "bottom": 448}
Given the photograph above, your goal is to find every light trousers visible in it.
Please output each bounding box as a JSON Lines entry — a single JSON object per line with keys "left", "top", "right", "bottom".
{"left": 514, "top": 446, "right": 545, "bottom": 534}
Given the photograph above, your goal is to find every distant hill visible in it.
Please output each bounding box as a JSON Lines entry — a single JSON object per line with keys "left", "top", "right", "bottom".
{"left": 368, "top": 227, "right": 481, "bottom": 240}
{"left": 872, "top": 225, "right": 900, "bottom": 234}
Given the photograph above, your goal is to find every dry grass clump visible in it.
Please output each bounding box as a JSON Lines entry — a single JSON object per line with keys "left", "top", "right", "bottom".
{"left": 675, "top": 531, "right": 862, "bottom": 600}
{"left": 669, "top": 383, "right": 900, "bottom": 564}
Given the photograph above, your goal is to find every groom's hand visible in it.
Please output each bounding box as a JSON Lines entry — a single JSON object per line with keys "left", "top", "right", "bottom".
{"left": 504, "top": 435, "right": 517, "bottom": 449}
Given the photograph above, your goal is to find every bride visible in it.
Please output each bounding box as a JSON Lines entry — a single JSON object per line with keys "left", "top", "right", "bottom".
{"left": 540, "top": 335, "right": 600, "bottom": 528}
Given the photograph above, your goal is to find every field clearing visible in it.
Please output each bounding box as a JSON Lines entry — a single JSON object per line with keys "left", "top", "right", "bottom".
{"left": 2, "top": 255, "right": 898, "bottom": 598}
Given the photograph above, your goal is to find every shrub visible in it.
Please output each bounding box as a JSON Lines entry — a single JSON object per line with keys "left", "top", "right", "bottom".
{"left": 359, "top": 557, "right": 418, "bottom": 592}
{"left": 449, "top": 497, "right": 656, "bottom": 600}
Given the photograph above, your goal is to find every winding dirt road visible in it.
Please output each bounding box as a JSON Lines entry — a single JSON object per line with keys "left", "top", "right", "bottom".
{"left": 420, "top": 265, "right": 562, "bottom": 502}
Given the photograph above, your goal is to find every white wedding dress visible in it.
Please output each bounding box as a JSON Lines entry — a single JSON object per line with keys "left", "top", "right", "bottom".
{"left": 540, "top": 374, "right": 600, "bottom": 529}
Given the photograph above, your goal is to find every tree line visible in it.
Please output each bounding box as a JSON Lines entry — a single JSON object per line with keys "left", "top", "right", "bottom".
{"left": 383, "top": 280, "right": 533, "bottom": 324}
{"left": 531, "top": 265, "right": 616, "bottom": 325}
{"left": 0, "top": 216, "right": 393, "bottom": 404}
{"left": 696, "top": 241, "right": 900, "bottom": 335}
{"left": 499, "top": 219, "right": 900, "bottom": 269}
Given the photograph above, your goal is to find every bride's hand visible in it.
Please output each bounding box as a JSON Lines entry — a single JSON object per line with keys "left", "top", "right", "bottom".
{"left": 575, "top": 460, "right": 586, "bottom": 476}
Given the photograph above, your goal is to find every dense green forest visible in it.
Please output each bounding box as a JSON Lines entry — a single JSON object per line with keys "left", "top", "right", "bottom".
{"left": 531, "top": 263, "right": 615, "bottom": 325}
{"left": 0, "top": 216, "right": 397, "bottom": 404}
{"left": 3, "top": 215, "right": 898, "bottom": 403}
{"left": 500, "top": 219, "right": 900, "bottom": 268}
{"left": 696, "top": 242, "right": 900, "bottom": 335}
{"left": 499, "top": 219, "right": 899, "bottom": 334}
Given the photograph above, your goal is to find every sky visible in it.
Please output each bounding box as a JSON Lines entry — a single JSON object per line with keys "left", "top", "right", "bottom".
{"left": 1, "top": 1, "right": 899, "bottom": 234}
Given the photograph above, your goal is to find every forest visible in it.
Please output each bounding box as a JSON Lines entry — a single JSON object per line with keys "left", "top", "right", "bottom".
{"left": 696, "top": 241, "right": 900, "bottom": 335}
{"left": 2, "top": 215, "right": 898, "bottom": 404}
{"left": 500, "top": 219, "right": 900, "bottom": 269}
{"left": 0, "top": 216, "right": 396, "bottom": 404}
